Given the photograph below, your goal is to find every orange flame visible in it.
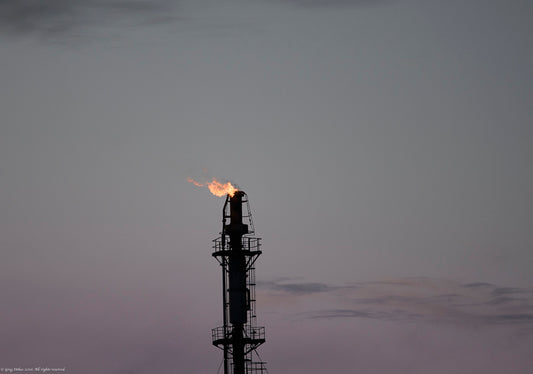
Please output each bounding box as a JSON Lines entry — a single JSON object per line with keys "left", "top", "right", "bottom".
{"left": 187, "top": 177, "right": 238, "bottom": 197}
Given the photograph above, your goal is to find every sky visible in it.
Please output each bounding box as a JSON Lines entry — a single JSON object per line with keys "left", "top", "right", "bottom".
{"left": 1, "top": 0, "right": 533, "bottom": 373}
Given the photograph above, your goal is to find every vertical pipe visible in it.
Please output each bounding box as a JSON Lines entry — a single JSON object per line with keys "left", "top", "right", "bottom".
{"left": 222, "top": 196, "right": 229, "bottom": 374}
{"left": 227, "top": 191, "right": 248, "bottom": 374}
{"left": 222, "top": 256, "right": 228, "bottom": 374}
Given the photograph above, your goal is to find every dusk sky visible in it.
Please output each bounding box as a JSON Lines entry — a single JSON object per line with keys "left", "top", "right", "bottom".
{"left": 1, "top": 0, "right": 533, "bottom": 373}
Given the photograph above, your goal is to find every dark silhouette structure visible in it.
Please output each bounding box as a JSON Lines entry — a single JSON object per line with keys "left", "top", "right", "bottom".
{"left": 212, "top": 191, "right": 267, "bottom": 374}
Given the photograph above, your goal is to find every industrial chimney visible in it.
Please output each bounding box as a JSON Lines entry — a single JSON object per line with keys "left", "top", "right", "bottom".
{"left": 212, "top": 191, "right": 267, "bottom": 374}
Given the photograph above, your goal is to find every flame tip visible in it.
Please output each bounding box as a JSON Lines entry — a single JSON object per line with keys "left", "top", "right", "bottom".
{"left": 188, "top": 176, "right": 238, "bottom": 197}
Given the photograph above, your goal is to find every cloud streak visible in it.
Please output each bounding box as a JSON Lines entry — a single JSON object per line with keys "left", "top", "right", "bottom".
{"left": 277, "top": 0, "right": 391, "bottom": 8}
{"left": 0, "top": 0, "right": 396, "bottom": 41}
{"left": 258, "top": 279, "right": 340, "bottom": 294}
{"left": 0, "top": 0, "right": 179, "bottom": 38}
{"left": 259, "top": 277, "right": 533, "bottom": 330}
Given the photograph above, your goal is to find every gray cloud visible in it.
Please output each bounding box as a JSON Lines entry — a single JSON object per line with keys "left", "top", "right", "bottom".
{"left": 0, "top": 0, "right": 394, "bottom": 40}
{"left": 485, "top": 287, "right": 532, "bottom": 306}
{"left": 0, "top": 0, "right": 178, "bottom": 37}
{"left": 303, "top": 308, "right": 422, "bottom": 321}
{"left": 491, "top": 287, "right": 528, "bottom": 296}
{"left": 462, "top": 282, "right": 494, "bottom": 288}
{"left": 261, "top": 277, "right": 533, "bottom": 329}
{"left": 304, "top": 309, "right": 533, "bottom": 326}
{"left": 352, "top": 293, "right": 463, "bottom": 307}
{"left": 491, "top": 314, "right": 533, "bottom": 324}
{"left": 258, "top": 280, "right": 339, "bottom": 294}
